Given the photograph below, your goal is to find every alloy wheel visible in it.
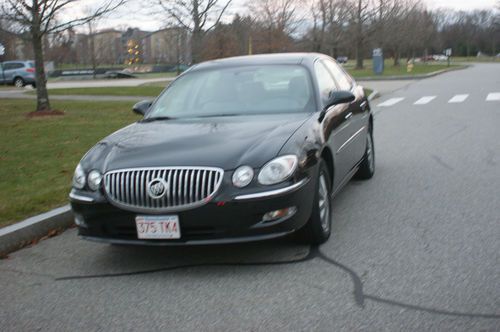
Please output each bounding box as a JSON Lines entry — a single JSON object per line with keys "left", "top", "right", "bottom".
{"left": 367, "top": 134, "right": 374, "bottom": 173}
{"left": 318, "top": 173, "right": 330, "bottom": 233}
{"left": 14, "top": 79, "right": 23, "bottom": 88}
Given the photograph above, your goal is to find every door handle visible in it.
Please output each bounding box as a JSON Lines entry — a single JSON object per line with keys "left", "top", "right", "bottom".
{"left": 360, "top": 101, "right": 367, "bottom": 111}
{"left": 345, "top": 112, "right": 353, "bottom": 120}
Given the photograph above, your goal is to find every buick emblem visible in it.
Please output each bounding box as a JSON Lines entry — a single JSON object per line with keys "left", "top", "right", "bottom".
{"left": 147, "top": 178, "right": 168, "bottom": 199}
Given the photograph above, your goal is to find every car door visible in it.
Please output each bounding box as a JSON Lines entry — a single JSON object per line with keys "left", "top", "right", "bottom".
{"left": 323, "top": 59, "right": 367, "bottom": 169}
{"left": 0, "top": 62, "right": 4, "bottom": 84}
{"left": 2, "top": 63, "right": 14, "bottom": 82}
{"left": 8, "top": 62, "right": 24, "bottom": 83}
{"left": 314, "top": 60, "right": 352, "bottom": 190}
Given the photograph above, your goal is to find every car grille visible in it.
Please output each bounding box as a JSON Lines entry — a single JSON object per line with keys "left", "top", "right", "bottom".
{"left": 103, "top": 167, "right": 224, "bottom": 213}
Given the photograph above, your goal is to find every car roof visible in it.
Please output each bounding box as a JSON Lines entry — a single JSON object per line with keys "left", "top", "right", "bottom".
{"left": 191, "top": 53, "right": 324, "bottom": 71}
{"left": 2, "top": 60, "right": 33, "bottom": 64}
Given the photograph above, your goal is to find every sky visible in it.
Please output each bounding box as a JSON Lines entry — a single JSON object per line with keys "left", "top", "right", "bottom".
{"left": 67, "top": 0, "right": 498, "bottom": 32}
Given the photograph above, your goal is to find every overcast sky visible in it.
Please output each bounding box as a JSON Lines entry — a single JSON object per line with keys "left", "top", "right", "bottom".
{"left": 68, "top": 0, "right": 498, "bottom": 32}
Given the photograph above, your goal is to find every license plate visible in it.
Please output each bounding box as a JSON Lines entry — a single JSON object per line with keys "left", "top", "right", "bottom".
{"left": 135, "top": 215, "right": 181, "bottom": 239}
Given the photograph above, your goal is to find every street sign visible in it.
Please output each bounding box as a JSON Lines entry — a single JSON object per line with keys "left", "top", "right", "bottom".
{"left": 0, "top": 43, "right": 5, "bottom": 56}
{"left": 445, "top": 48, "right": 452, "bottom": 56}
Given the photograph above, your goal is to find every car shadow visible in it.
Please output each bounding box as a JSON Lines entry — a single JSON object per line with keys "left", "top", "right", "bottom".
{"left": 57, "top": 238, "right": 312, "bottom": 281}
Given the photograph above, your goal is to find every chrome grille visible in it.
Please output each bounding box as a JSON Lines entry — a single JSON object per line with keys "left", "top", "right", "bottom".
{"left": 103, "top": 167, "right": 224, "bottom": 212}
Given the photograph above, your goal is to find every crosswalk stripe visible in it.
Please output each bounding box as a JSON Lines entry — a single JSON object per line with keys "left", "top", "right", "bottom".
{"left": 414, "top": 96, "right": 436, "bottom": 105}
{"left": 377, "top": 97, "right": 405, "bottom": 107}
{"left": 448, "top": 94, "right": 469, "bottom": 103}
{"left": 486, "top": 93, "right": 500, "bottom": 101}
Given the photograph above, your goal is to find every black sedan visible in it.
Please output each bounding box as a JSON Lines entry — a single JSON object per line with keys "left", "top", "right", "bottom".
{"left": 69, "top": 53, "right": 375, "bottom": 245}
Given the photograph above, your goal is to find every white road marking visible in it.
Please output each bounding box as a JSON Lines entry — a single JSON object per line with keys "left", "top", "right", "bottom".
{"left": 486, "top": 93, "right": 500, "bottom": 101}
{"left": 377, "top": 97, "right": 405, "bottom": 107}
{"left": 414, "top": 96, "right": 436, "bottom": 105}
{"left": 448, "top": 94, "right": 469, "bottom": 103}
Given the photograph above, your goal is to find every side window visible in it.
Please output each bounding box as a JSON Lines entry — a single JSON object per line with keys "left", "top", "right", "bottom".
{"left": 314, "top": 61, "right": 337, "bottom": 103}
{"left": 323, "top": 60, "right": 352, "bottom": 91}
{"left": 3, "top": 63, "right": 14, "bottom": 70}
{"left": 13, "top": 63, "right": 24, "bottom": 69}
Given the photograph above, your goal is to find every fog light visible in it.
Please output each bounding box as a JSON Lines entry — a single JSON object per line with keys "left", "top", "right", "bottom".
{"left": 74, "top": 213, "right": 87, "bottom": 228}
{"left": 262, "top": 206, "right": 297, "bottom": 222}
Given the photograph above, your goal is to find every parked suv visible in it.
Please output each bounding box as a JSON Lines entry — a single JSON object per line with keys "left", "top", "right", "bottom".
{"left": 0, "top": 60, "right": 36, "bottom": 87}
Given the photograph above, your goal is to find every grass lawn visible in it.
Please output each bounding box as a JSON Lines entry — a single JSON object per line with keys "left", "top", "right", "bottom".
{"left": 451, "top": 56, "right": 500, "bottom": 63}
{"left": 344, "top": 60, "right": 461, "bottom": 78}
{"left": 0, "top": 99, "right": 140, "bottom": 227}
{"left": 33, "top": 86, "right": 166, "bottom": 97}
{"left": 140, "top": 80, "right": 172, "bottom": 88}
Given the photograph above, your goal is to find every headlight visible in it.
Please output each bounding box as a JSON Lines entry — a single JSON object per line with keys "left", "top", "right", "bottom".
{"left": 72, "top": 164, "right": 86, "bottom": 189}
{"left": 232, "top": 165, "right": 254, "bottom": 188}
{"left": 87, "top": 170, "right": 102, "bottom": 191}
{"left": 258, "top": 155, "right": 298, "bottom": 185}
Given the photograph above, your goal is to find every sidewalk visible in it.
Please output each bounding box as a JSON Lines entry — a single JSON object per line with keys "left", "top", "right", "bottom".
{"left": 47, "top": 76, "right": 174, "bottom": 89}
{"left": 0, "top": 91, "right": 148, "bottom": 102}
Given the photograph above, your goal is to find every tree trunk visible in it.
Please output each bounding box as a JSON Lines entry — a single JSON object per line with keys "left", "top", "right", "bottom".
{"left": 354, "top": 0, "right": 364, "bottom": 69}
{"left": 32, "top": 32, "right": 50, "bottom": 112}
{"left": 191, "top": 1, "right": 202, "bottom": 63}
{"left": 89, "top": 23, "right": 97, "bottom": 79}
{"left": 191, "top": 30, "right": 203, "bottom": 63}
{"left": 393, "top": 49, "right": 400, "bottom": 66}
{"left": 355, "top": 44, "right": 364, "bottom": 69}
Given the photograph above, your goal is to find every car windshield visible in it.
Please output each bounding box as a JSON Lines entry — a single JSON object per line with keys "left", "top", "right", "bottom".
{"left": 146, "top": 65, "right": 315, "bottom": 119}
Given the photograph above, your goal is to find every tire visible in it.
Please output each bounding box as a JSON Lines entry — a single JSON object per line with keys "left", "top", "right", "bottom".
{"left": 13, "top": 77, "right": 25, "bottom": 88}
{"left": 355, "top": 128, "right": 375, "bottom": 180}
{"left": 295, "top": 160, "right": 332, "bottom": 245}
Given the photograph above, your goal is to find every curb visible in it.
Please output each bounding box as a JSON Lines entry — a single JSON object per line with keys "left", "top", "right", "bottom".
{"left": 0, "top": 205, "right": 73, "bottom": 256}
{"left": 368, "top": 90, "right": 380, "bottom": 101}
{"left": 355, "top": 65, "right": 468, "bottom": 81}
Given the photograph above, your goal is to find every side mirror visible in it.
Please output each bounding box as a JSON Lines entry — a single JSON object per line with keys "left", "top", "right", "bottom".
{"left": 325, "top": 90, "right": 355, "bottom": 109}
{"left": 132, "top": 100, "right": 152, "bottom": 115}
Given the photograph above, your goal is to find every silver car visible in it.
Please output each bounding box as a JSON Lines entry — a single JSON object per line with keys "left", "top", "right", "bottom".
{"left": 0, "top": 60, "right": 36, "bottom": 87}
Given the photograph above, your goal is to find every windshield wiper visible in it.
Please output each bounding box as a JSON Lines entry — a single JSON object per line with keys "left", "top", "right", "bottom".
{"left": 141, "top": 116, "right": 176, "bottom": 122}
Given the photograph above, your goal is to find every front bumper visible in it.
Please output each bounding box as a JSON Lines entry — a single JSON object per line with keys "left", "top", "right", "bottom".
{"left": 70, "top": 177, "right": 315, "bottom": 245}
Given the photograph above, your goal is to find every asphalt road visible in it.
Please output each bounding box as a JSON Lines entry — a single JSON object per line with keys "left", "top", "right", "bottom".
{"left": 1, "top": 64, "right": 499, "bottom": 331}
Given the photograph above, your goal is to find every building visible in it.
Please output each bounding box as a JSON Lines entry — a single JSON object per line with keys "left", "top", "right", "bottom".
{"left": 93, "top": 29, "right": 122, "bottom": 65}
{"left": 146, "top": 27, "right": 191, "bottom": 65}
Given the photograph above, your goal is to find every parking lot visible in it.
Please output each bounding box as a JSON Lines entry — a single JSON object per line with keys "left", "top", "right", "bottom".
{"left": 1, "top": 63, "right": 499, "bottom": 331}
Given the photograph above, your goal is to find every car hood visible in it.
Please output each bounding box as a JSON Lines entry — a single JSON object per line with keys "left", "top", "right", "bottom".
{"left": 83, "top": 113, "right": 311, "bottom": 172}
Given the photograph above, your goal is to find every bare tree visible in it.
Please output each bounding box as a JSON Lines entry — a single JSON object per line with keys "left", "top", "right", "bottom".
{"left": 157, "top": 0, "right": 233, "bottom": 63}
{"left": 309, "top": 0, "right": 350, "bottom": 56}
{"left": 348, "top": 0, "right": 377, "bottom": 69}
{"left": 247, "top": 0, "right": 300, "bottom": 52}
{"left": 0, "top": 0, "right": 126, "bottom": 112}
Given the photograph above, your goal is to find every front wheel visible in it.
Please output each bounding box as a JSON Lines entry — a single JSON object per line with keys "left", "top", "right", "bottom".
{"left": 295, "top": 160, "right": 332, "bottom": 244}
{"left": 355, "top": 129, "right": 375, "bottom": 180}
